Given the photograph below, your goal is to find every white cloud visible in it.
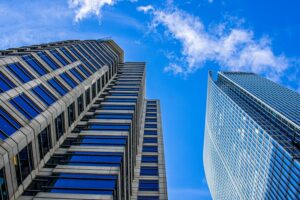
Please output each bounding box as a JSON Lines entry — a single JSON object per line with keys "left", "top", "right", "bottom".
{"left": 69, "top": 0, "right": 116, "bottom": 22}
{"left": 150, "top": 8, "right": 289, "bottom": 79}
{"left": 137, "top": 5, "right": 154, "bottom": 13}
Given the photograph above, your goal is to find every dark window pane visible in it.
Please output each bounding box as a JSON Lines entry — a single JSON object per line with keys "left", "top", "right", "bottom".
{"left": 77, "top": 95, "right": 84, "bottom": 115}
{"left": 144, "top": 130, "right": 157, "bottom": 136}
{"left": 139, "top": 180, "right": 159, "bottom": 191}
{"left": 85, "top": 89, "right": 90, "bottom": 106}
{"left": 140, "top": 167, "right": 158, "bottom": 176}
{"left": 141, "top": 156, "right": 158, "bottom": 163}
{"left": 92, "top": 83, "right": 96, "bottom": 99}
{"left": 31, "top": 85, "right": 57, "bottom": 106}
{"left": 0, "top": 71, "right": 15, "bottom": 93}
{"left": 70, "top": 68, "right": 84, "bottom": 82}
{"left": 10, "top": 94, "right": 42, "bottom": 120}
{"left": 22, "top": 55, "right": 48, "bottom": 76}
{"left": 89, "top": 124, "right": 130, "bottom": 131}
{"left": 68, "top": 103, "right": 76, "bottom": 126}
{"left": 6, "top": 63, "right": 34, "bottom": 83}
{"left": 55, "top": 113, "right": 65, "bottom": 141}
{"left": 144, "top": 138, "right": 158, "bottom": 144}
{"left": 0, "top": 107, "right": 21, "bottom": 138}
{"left": 95, "top": 114, "right": 132, "bottom": 120}
{"left": 15, "top": 144, "right": 34, "bottom": 186}
{"left": 0, "top": 168, "right": 8, "bottom": 200}
{"left": 60, "top": 73, "right": 78, "bottom": 89}
{"left": 78, "top": 65, "right": 91, "bottom": 77}
{"left": 50, "top": 50, "right": 69, "bottom": 65}
{"left": 60, "top": 47, "right": 76, "bottom": 62}
{"left": 48, "top": 78, "right": 68, "bottom": 96}
{"left": 38, "top": 126, "right": 52, "bottom": 159}
{"left": 138, "top": 196, "right": 159, "bottom": 200}
{"left": 38, "top": 52, "right": 60, "bottom": 70}
{"left": 142, "top": 146, "right": 158, "bottom": 153}
{"left": 145, "top": 124, "right": 157, "bottom": 129}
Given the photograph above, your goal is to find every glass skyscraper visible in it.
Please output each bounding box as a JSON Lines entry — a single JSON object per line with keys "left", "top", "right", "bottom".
{"left": 203, "top": 71, "right": 300, "bottom": 200}
{"left": 0, "top": 40, "right": 167, "bottom": 200}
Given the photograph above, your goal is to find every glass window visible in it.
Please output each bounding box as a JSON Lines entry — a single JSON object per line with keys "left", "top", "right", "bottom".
{"left": 145, "top": 118, "right": 157, "bottom": 122}
{"left": 139, "top": 180, "right": 159, "bottom": 191}
{"left": 77, "top": 95, "right": 84, "bottom": 116}
{"left": 145, "top": 124, "right": 157, "bottom": 129}
{"left": 37, "top": 52, "right": 60, "bottom": 70}
{"left": 68, "top": 103, "right": 76, "bottom": 126}
{"left": 14, "top": 144, "right": 34, "bottom": 186}
{"left": 78, "top": 65, "right": 91, "bottom": 77}
{"left": 60, "top": 47, "right": 76, "bottom": 62}
{"left": 141, "top": 156, "right": 158, "bottom": 163}
{"left": 55, "top": 113, "right": 65, "bottom": 141}
{"left": 70, "top": 68, "right": 84, "bottom": 82}
{"left": 144, "top": 138, "right": 158, "bottom": 144}
{"left": 6, "top": 63, "right": 34, "bottom": 83}
{"left": 95, "top": 114, "right": 132, "bottom": 120}
{"left": 146, "top": 109, "right": 157, "bottom": 112}
{"left": 92, "top": 83, "right": 96, "bottom": 99}
{"left": 110, "top": 93, "right": 138, "bottom": 97}
{"left": 85, "top": 89, "right": 90, "bottom": 106}
{"left": 0, "top": 71, "right": 15, "bottom": 93}
{"left": 60, "top": 73, "right": 78, "bottom": 89}
{"left": 138, "top": 196, "right": 159, "bottom": 200}
{"left": 146, "top": 113, "right": 157, "bottom": 117}
{"left": 38, "top": 126, "right": 52, "bottom": 159}
{"left": 105, "top": 98, "right": 137, "bottom": 103}
{"left": 48, "top": 78, "right": 68, "bottom": 96}
{"left": 50, "top": 49, "right": 69, "bottom": 66}
{"left": 142, "top": 146, "right": 158, "bottom": 152}
{"left": 140, "top": 167, "right": 159, "bottom": 176}
{"left": 0, "top": 107, "right": 21, "bottom": 139}
{"left": 10, "top": 94, "right": 42, "bottom": 120}
{"left": 0, "top": 168, "right": 8, "bottom": 200}
{"left": 101, "top": 105, "right": 135, "bottom": 110}
{"left": 22, "top": 55, "right": 48, "bottom": 76}
{"left": 31, "top": 85, "right": 57, "bottom": 106}
{"left": 89, "top": 124, "right": 130, "bottom": 131}
{"left": 144, "top": 130, "right": 157, "bottom": 136}
{"left": 97, "top": 78, "right": 101, "bottom": 92}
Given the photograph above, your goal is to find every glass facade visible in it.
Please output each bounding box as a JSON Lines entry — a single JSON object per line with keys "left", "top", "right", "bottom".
{"left": 0, "top": 40, "right": 167, "bottom": 200}
{"left": 203, "top": 71, "right": 300, "bottom": 200}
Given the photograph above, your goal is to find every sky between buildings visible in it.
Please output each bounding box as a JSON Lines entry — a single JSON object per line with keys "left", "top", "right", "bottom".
{"left": 0, "top": 0, "right": 300, "bottom": 199}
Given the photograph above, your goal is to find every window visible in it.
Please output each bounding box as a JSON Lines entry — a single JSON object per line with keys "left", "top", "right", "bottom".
{"left": 48, "top": 78, "right": 68, "bottom": 96}
{"left": 101, "top": 105, "right": 135, "bottom": 110}
{"left": 50, "top": 49, "right": 69, "bottom": 66}
{"left": 97, "top": 78, "right": 101, "bottom": 92}
{"left": 10, "top": 94, "right": 42, "bottom": 120}
{"left": 105, "top": 98, "right": 137, "bottom": 103}
{"left": 144, "top": 130, "right": 157, "bottom": 136}
{"left": 95, "top": 114, "right": 132, "bottom": 120}
{"left": 55, "top": 113, "right": 65, "bottom": 141}
{"left": 22, "top": 55, "right": 48, "bottom": 76}
{"left": 78, "top": 65, "right": 91, "bottom": 77}
{"left": 0, "top": 71, "right": 15, "bottom": 93}
{"left": 146, "top": 113, "right": 157, "bottom": 117}
{"left": 60, "top": 73, "right": 78, "bottom": 89}
{"left": 31, "top": 85, "right": 57, "bottom": 106}
{"left": 0, "top": 168, "right": 8, "bottom": 200}
{"left": 140, "top": 167, "right": 158, "bottom": 176}
{"left": 92, "top": 83, "right": 96, "bottom": 99}
{"left": 145, "top": 118, "right": 157, "bottom": 122}
{"left": 101, "top": 76, "right": 105, "bottom": 88}
{"left": 37, "top": 52, "right": 60, "bottom": 70}
{"left": 146, "top": 109, "right": 157, "bottom": 112}
{"left": 38, "top": 126, "right": 52, "bottom": 159}
{"left": 6, "top": 63, "right": 34, "bottom": 83}
{"left": 89, "top": 124, "right": 130, "bottom": 131}
{"left": 110, "top": 93, "right": 138, "bottom": 97}
{"left": 139, "top": 180, "right": 159, "bottom": 191}
{"left": 0, "top": 107, "right": 21, "bottom": 139}
{"left": 77, "top": 94, "right": 84, "bottom": 116}
{"left": 68, "top": 103, "right": 76, "bottom": 126}
{"left": 142, "top": 146, "right": 158, "bottom": 152}
{"left": 144, "top": 138, "right": 158, "bottom": 144}
{"left": 85, "top": 89, "right": 90, "bottom": 106}
{"left": 145, "top": 124, "right": 157, "bottom": 129}
{"left": 138, "top": 196, "right": 159, "bottom": 200}
{"left": 70, "top": 68, "right": 84, "bottom": 82}
{"left": 60, "top": 47, "right": 76, "bottom": 62}
{"left": 14, "top": 144, "right": 34, "bottom": 186}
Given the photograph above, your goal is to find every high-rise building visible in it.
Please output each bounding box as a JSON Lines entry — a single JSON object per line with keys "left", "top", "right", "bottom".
{"left": 203, "top": 71, "right": 300, "bottom": 199}
{"left": 0, "top": 40, "right": 167, "bottom": 200}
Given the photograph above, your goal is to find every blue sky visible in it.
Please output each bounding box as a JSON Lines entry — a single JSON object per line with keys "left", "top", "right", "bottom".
{"left": 0, "top": 0, "right": 300, "bottom": 199}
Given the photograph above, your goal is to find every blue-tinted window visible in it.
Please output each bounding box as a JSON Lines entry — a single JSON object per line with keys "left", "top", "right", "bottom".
{"left": 111, "top": 88, "right": 139, "bottom": 91}
{"left": 10, "top": 94, "right": 42, "bottom": 120}
{"left": 70, "top": 68, "right": 84, "bottom": 82}
{"left": 22, "top": 55, "right": 48, "bottom": 75}
{"left": 95, "top": 114, "right": 132, "bottom": 120}
{"left": 105, "top": 98, "right": 137, "bottom": 103}
{"left": 139, "top": 180, "right": 159, "bottom": 191}
{"left": 0, "top": 107, "right": 21, "bottom": 139}
{"left": 48, "top": 78, "right": 68, "bottom": 96}
{"left": 38, "top": 52, "right": 60, "bottom": 70}
{"left": 140, "top": 167, "right": 159, "bottom": 176}
{"left": 142, "top": 156, "right": 158, "bottom": 163}
{"left": 146, "top": 109, "right": 157, "bottom": 112}
{"left": 78, "top": 65, "right": 91, "bottom": 77}
{"left": 38, "top": 126, "right": 52, "bottom": 159}
{"left": 16, "top": 144, "right": 34, "bottom": 186}
{"left": 89, "top": 124, "right": 130, "bottom": 131}
{"left": 6, "top": 63, "right": 34, "bottom": 83}
{"left": 143, "top": 146, "right": 158, "bottom": 152}
{"left": 0, "top": 168, "right": 8, "bottom": 200}
{"left": 50, "top": 50, "right": 69, "bottom": 65}
{"left": 110, "top": 93, "right": 138, "bottom": 97}
{"left": 55, "top": 113, "right": 65, "bottom": 140}
{"left": 32, "top": 85, "right": 57, "bottom": 106}
{"left": 101, "top": 105, "right": 135, "bottom": 110}
{"left": 144, "top": 130, "right": 157, "bottom": 136}
{"left": 145, "top": 124, "right": 157, "bottom": 129}
{"left": 138, "top": 196, "right": 159, "bottom": 200}
{"left": 0, "top": 72, "right": 15, "bottom": 93}
{"left": 79, "top": 136, "right": 127, "bottom": 146}
{"left": 69, "top": 47, "right": 96, "bottom": 72}
{"left": 60, "top": 47, "right": 76, "bottom": 62}
{"left": 146, "top": 113, "right": 157, "bottom": 117}
{"left": 145, "top": 118, "right": 157, "bottom": 122}
{"left": 144, "top": 138, "right": 158, "bottom": 144}
{"left": 60, "top": 73, "right": 78, "bottom": 89}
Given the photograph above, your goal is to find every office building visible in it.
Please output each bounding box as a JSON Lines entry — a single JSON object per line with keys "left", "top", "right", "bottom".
{"left": 0, "top": 40, "right": 167, "bottom": 200}
{"left": 203, "top": 71, "right": 300, "bottom": 199}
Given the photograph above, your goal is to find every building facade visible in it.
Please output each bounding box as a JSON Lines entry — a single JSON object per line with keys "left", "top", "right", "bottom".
{"left": 0, "top": 40, "right": 167, "bottom": 200}
{"left": 203, "top": 71, "right": 300, "bottom": 200}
